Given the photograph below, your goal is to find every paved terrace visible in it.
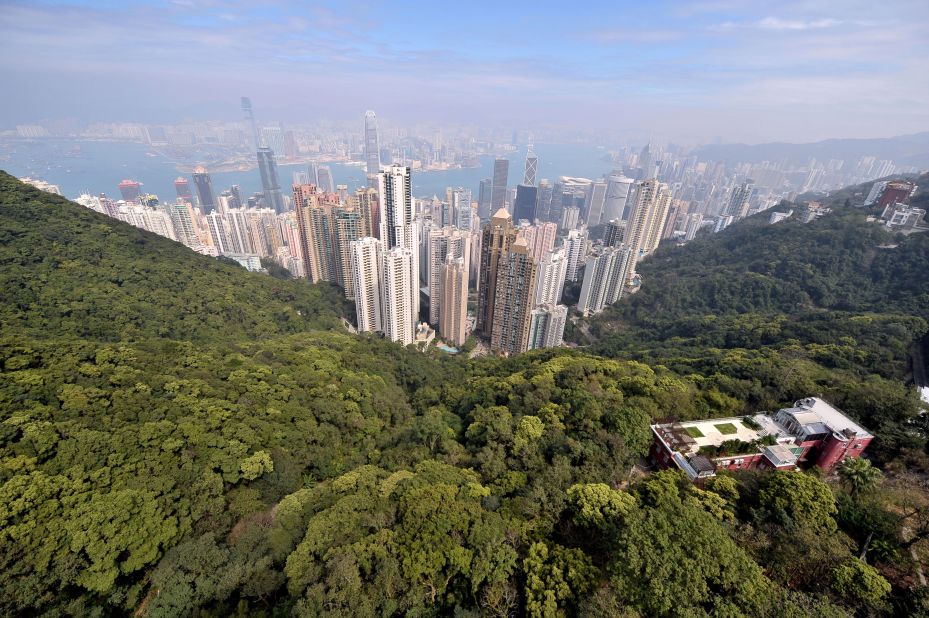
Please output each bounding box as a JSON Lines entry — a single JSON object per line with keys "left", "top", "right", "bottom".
{"left": 654, "top": 415, "right": 781, "bottom": 457}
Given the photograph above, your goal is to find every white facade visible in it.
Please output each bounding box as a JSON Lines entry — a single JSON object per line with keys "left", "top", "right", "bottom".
{"left": 563, "top": 229, "right": 587, "bottom": 282}
{"left": 534, "top": 246, "right": 568, "bottom": 306}
{"left": 577, "top": 246, "right": 632, "bottom": 316}
{"left": 382, "top": 247, "right": 415, "bottom": 345}
{"left": 378, "top": 165, "right": 420, "bottom": 327}
{"left": 350, "top": 237, "right": 384, "bottom": 334}
{"left": 528, "top": 304, "right": 568, "bottom": 350}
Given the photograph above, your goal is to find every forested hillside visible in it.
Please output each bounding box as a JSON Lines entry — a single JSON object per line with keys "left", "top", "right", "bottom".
{"left": 584, "top": 196, "right": 929, "bottom": 460}
{"left": 2, "top": 174, "right": 928, "bottom": 616}
{"left": 0, "top": 172, "right": 350, "bottom": 342}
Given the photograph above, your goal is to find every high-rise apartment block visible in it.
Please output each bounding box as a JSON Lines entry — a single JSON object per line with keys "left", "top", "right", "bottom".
{"left": 563, "top": 229, "right": 588, "bottom": 282}
{"left": 378, "top": 165, "right": 420, "bottom": 325}
{"left": 350, "top": 237, "right": 384, "bottom": 333}
{"left": 528, "top": 304, "right": 568, "bottom": 350}
{"left": 577, "top": 246, "right": 633, "bottom": 315}
{"left": 490, "top": 237, "right": 538, "bottom": 355}
{"left": 519, "top": 221, "right": 557, "bottom": 263}
{"left": 427, "top": 227, "right": 470, "bottom": 326}
{"left": 440, "top": 257, "right": 469, "bottom": 346}
{"left": 477, "top": 208, "right": 518, "bottom": 339}
{"left": 534, "top": 247, "right": 568, "bottom": 306}
{"left": 382, "top": 247, "right": 415, "bottom": 345}
{"left": 623, "top": 179, "right": 672, "bottom": 282}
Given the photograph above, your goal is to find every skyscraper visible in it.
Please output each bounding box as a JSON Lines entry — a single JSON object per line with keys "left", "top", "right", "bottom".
{"left": 174, "top": 177, "right": 192, "bottom": 203}
{"left": 624, "top": 179, "right": 672, "bottom": 282}
{"left": 577, "top": 246, "right": 632, "bottom": 315}
{"left": 448, "top": 187, "right": 473, "bottom": 231}
{"left": 206, "top": 212, "right": 231, "bottom": 254}
{"left": 602, "top": 173, "right": 635, "bottom": 223}
{"left": 563, "top": 229, "right": 587, "bottom": 282}
{"left": 241, "top": 96, "right": 260, "bottom": 151}
{"left": 478, "top": 178, "right": 493, "bottom": 220}
{"left": 378, "top": 165, "right": 420, "bottom": 325}
{"left": 491, "top": 158, "right": 509, "bottom": 212}
{"left": 364, "top": 111, "right": 380, "bottom": 178}
{"left": 490, "top": 237, "right": 538, "bottom": 355}
{"left": 382, "top": 247, "right": 415, "bottom": 346}
{"left": 439, "top": 257, "right": 469, "bottom": 346}
{"left": 257, "top": 147, "right": 286, "bottom": 214}
{"left": 167, "top": 202, "right": 199, "bottom": 249}
{"left": 523, "top": 144, "right": 538, "bottom": 186}
{"left": 317, "top": 166, "right": 335, "bottom": 194}
{"left": 293, "top": 183, "right": 320, "bottom": 281}
{"left": 118, "top": 179, "right": 141, "bottom": 202}
{"left": 534, "top": 247, "right": 568, "bottom": 306}
{"left": 332, "top": 207, "right": 364, "bottom": 299}
{"left": 536, "top": 179, "right": 553, "bottom": 222}
{"left": 726, "top": 181, "right": 754, "bottom": 219}
{"left": 191, "top": 167, "right": 215, "bottom": 214}
{"left": 527, "top": 304, "right": 567, "bottom": 350}
{"left": 513, "top": 184, "right": 538, "bottom": 223}
{"left": 477, "top": 208, "right": 518, "bottom": 339}
{"left": 349, "top": 187, "right": 379, "bottom": 239}
{"left": 350, "top": 237, "right": 384, "bottom": 334}
{"left": 586, "top": 180, "right": 608, "bottom": 227}
{"left": 604, "top": 219, "right": 624, "bottom": 248}
{"left": 638, "top": 143, "right": 654, "bottom": 180}
{"left": 427, "top": 227, "right": 470, "bottom": 326}
{"left": 519, "top": 221, "right": 557, "bottom": 263}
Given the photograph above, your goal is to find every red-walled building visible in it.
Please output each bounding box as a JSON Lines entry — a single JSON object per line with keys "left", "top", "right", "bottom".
{"left": 649, "top": 397, "right": 873, "bottom": 481}
{"left": 876, "top": 180, "right": 917, "bottom": 210}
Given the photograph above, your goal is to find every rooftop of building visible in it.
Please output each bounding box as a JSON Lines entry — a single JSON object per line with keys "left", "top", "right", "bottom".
{"left": 653, "top": 416, "right": 772, "bottom": 454}
{"left": 776, "top": 397, "right": 872, "bottom": 440}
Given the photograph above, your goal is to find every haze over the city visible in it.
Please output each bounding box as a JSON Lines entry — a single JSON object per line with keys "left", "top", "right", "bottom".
{"left": 2, "top": 0, "right": 928, "bottom": 143}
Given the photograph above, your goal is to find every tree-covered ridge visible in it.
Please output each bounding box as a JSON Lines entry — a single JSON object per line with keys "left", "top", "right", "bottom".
{"left": 581, "top": 194, "right": 929, "bottom": 458}
{"left": 0, "top": 171, "right": 350, "bottom": 342}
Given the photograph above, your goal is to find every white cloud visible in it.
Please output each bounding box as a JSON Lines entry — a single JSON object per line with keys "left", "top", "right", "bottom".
{"left": 757, "top": 17, "right": 841, "bottom": 30}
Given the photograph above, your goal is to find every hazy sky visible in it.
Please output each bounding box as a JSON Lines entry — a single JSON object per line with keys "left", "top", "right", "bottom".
{"left": 1, "top": 0, "right": 928, "bottom": 143}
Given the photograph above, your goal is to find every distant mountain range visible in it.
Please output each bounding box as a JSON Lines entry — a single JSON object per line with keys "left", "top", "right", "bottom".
{"left": 695, "top": 132, "right": 929, "bottom": 168}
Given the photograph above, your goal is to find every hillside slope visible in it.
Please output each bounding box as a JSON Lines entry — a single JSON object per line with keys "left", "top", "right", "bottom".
{"left": 585, "top": 190, "right": 929, "bottom": 456}
{"left": 0, "top": 171, "right": 349, "bottom": 342}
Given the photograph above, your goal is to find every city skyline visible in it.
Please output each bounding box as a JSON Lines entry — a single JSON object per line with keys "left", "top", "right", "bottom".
{"left": 1, "top": 1, "right": 928, "bottom": 143}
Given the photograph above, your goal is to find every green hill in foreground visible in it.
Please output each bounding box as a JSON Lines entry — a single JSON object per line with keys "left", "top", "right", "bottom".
{"left": 2, "top": 174, "right": 928, "bottom": 616}
{"left": 0, "top": 171, "right": 349, "bottom": 343}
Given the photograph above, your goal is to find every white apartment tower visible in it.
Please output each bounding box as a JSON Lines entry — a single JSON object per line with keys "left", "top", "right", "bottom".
{"left": 378, "top": 165, "right": 421, "bottom": 327}
{"left": 577, "top": 246, "right": 633, "bottom": 316}
{"left": 624, "top": 179, "right": 672, "bottom": 283}
{"left": 350, "top": 237, "right": 384, "bottom": 333}
{"left": 563, "top": 228, "right": 588, "bottom": 282}
{"left": 382, "top": 247, "right": 415, "bottom": 345}
{"left": 534, "top": 246, "right": 568, "bottom": 306}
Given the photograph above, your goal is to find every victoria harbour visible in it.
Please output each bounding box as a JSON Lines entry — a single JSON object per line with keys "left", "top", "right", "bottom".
{"left": 0, "top": 138, "right": 617, "bottom": 201}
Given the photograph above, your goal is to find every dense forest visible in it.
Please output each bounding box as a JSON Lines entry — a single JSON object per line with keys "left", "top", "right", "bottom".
{"left": 2, "top": 172, "right": 929, "bottom": 616}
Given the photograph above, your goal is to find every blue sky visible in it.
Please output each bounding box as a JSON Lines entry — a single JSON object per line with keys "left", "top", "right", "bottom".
{"left": 1, "top": 0, "right": 927, "bottom": 142}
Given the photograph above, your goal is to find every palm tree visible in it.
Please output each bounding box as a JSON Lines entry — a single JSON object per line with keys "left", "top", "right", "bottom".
{"left": 838, "top": 457, "right": 883, "bottom": 499}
